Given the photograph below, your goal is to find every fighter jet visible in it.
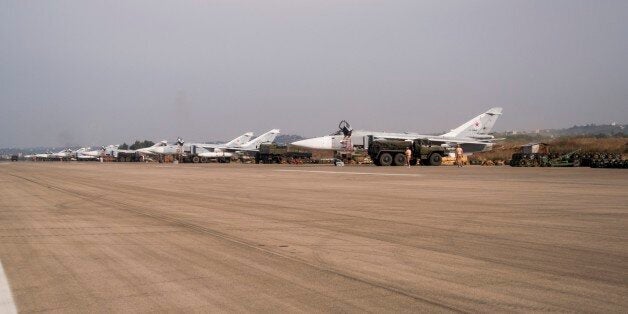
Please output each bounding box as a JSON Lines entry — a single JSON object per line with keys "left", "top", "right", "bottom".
{"left": 143, "top": 139, "right": 184, "bottom": 155}
{"left": 141, "top": 132, "right": 254, "bottom": 155}
{"left": 197, "top": 129, "right": 281, "bottom": 154}
{"left": 30, "top": 152, "right": 53, "bottom": 160}
{"left": 199, "top": 132, "right": 254, "bottom": 151}
{"left": 291, "top": 107, "right": 503, "bottom": 154}
{"left": 231, "top": 129, "right": 281, "bottom": 151}
{"left": 75, "top": 147, "right": 105, "bottom": 160}
{"left": 50, "top": 148, "right": 79, "bottom": 160}
{"left": 87, "top": 142, "right": 166, "bottom": 161}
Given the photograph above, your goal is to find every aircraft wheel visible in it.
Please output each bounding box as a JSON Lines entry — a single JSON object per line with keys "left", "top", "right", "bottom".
{"left": 393, "top": 153, "right": 406, "bottom": 166}
{"left": 428, "top": 153, "right": 442, "bottom": 166}
{"left": 379, "top": 153, "right": 393, "bottom": 166}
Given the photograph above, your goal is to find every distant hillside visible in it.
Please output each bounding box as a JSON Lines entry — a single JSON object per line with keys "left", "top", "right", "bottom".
{"left": 274, "top": 134, "right": 305, "bottom": 145}
{"left": 498, "top": 123, "right": 626, "bottom": 139}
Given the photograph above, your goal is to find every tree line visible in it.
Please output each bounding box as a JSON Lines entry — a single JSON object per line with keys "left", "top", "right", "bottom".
{"left": 119, "top": 140, "right": 155, "bottom": 150}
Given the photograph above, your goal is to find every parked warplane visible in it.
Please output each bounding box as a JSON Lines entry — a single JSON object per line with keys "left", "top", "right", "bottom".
{"left": 26, "top": 152, "right": 53, "bottom": 159}
{"left": 222, "top": 129, "right": 279, "bottom": 151}
{"left": 145, "top": 129, "right": 280, "bottom": 162}
{"left": 88, "top": 145, "right": 123, "bottom": 158}
{"left": 75, "top": 147, "right": 103, "bottom": 160}
{"left": 197, "top": 129, "right": 281, "bottom": 154}
{"left": 141, "top": 139, "right": 188, "bottom": 157}
{"left": 141, "top": 132, "right": 254, "bottom": 155}
{"left": 199, "top": 132, "right": 254, "bottom": 151}
{"left": 50, "top": 149, "right": 74, "bottom": 160}
{"left": 147, "top": 132, "right": 254, "bottom": 159}
{"left": 291, "top": 107, "right": 503, "bottom": 154}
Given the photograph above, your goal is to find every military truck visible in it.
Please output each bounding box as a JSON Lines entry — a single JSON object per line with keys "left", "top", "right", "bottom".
{"left": 367, "top": 138, "right": 448, "bottom": 166}
{"left": 255, "top": 144, "right": 312, "bottom": 164}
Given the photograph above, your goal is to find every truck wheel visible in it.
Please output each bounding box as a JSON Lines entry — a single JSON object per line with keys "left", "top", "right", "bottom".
{"left": 200, "top": 157, "right": 208, "bottom": 163}
{"left": 393, "top": 153, "right": 406, "bottom": 166}
{"left": 428, "top": 154, "right": 442, "bottom": 166}
{"left": 379, "top": 153, "right": 393, "bottom": 166}
{"left": 192, "top": 156, "right": 200, "bottom": 163}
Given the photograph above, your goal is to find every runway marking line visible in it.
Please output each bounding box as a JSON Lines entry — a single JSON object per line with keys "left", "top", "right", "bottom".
{"left": 274, "top": 169, "right": 423, "bottom": 177}
{"left": 0, "top": 260, "right": 17, "bottom": 314}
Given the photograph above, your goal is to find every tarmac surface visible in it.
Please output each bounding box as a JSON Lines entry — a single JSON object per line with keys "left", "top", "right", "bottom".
{"left": 0, "top": 162, "right": 626, "bottom": 312}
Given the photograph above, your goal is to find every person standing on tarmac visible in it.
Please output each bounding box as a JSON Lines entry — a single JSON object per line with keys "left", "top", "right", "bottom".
{"left": 455, "top": 145, "right": 464, "bottom": 167}
{"left": 405, "top": 146, "right": 412, "bottom": 168}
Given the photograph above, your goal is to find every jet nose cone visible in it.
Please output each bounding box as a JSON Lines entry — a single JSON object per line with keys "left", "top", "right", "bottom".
{"left": 291, "top": 137, "right": 332, "bottom": 150}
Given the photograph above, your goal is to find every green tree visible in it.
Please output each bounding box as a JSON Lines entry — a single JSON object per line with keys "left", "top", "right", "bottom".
{"left": 119, "top": 143, "right": 129, "bottom": 150}
{"left": 129, "top": 140, "right": 155, "bottom": 150}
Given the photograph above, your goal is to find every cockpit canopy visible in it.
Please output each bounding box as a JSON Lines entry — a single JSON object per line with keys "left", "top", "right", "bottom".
{"left": 330, "top": 120, "right": 352, "bottom": 137}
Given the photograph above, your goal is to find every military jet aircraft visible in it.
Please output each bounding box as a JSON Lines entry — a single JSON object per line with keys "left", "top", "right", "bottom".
{"left": 49, "top": 149, "right": 74, "bottom": 160}
{"left": 25, "top": 152, "right": 53, "bottom": 160}
{"left": 199, "top": 132, "right": 254, "bottom": 151}
{"left": 291, "top": 107, "right": 503, "bottom": 154}
{"left": 196, "top": 129, "right": 281, "bottom": 155}
{"left": 75, "top": 147, "right": 106, "bottom": 160}
{"left": 144, "top": 130, "right": 280, "bottom": 162}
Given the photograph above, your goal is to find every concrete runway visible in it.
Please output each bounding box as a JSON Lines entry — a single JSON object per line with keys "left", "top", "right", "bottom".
{"left": 0, "top": 163, "right": 626, "bottom": 312}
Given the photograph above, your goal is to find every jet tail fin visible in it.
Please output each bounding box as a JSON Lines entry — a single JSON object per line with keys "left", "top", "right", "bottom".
{"left": 442, "top": 107, "right": 503, "bottom": 139}
{"left": 224, "top": 132, "right": 254, "bottom": 148}
{"left": 239, "top": 129, "right": 280, "bottom": 150}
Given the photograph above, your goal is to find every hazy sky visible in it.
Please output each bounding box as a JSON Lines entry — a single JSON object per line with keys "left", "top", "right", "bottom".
{"left": 1, "top": 1, "right": 627, "bottom": 148}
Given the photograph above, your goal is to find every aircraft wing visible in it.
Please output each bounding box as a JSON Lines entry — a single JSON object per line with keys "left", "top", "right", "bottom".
{"left": 216, "top": 147, "right": 259, "bottom": 153}
{"left": 424, "top": 136, "right": 496, "bottom": 146}
{"left": 197, "top": 144, "right": 220, "bottom": 150}
{"left": 368, "top": 132, "right": 493, "bottom": 145}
